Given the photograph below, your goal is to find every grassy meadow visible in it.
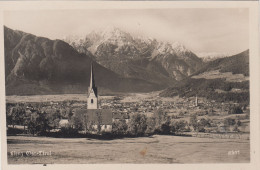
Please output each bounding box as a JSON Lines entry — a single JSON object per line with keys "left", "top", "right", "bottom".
{"left": 7, "top": 135, "right": 249, "bottom": 164}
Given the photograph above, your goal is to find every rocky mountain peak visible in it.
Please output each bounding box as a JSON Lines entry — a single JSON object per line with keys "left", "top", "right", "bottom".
{"left": 63, "top": 26, "right": 204, "bottom": 81}
{"left": 96, "top": 26, "right": 133, "bottom": 45}
{"left": 156, "top": 41, "right": 175, "bottom": 54}
{"left": 171, "top": 41, "right": 190, "bottom": 54}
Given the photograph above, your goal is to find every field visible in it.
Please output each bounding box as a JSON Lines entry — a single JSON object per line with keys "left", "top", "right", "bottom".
{"left": 6, "top": 94, "right": 97, "bottom": 103}
{"left": 192, "top": 70, "right": 249, "bottom": 82}
{"left": 6, "top": 92, "right": 160, "bottom": 103}
{"left": 7, "top": 135, "right": 249, "bottom": 164}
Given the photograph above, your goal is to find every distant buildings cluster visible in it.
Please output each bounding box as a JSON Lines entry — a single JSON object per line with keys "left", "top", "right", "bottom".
{"left": 53, "top": 64, "right": 247, "bottom": 133}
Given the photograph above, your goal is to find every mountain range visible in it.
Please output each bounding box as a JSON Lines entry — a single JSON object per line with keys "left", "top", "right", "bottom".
{"left": 4, "top": 26, "right": 249, "bottom": 97}
{"left": 64, "top": 27, "right": 203, "bottom": 82}
{"left": 4, "top": 26, "right": 165, "bottom": 95}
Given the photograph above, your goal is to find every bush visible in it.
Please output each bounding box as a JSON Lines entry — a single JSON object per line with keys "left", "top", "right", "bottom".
{"left": 199, "top": 118, "right": 211, "bottom": 127}
{"left": 198, "top": 127, "right": 206, "bottom": 132}
{"left": 160, "top": 120, "right": 171, "bottom": 134}
{"left": 60, "top": 126, "right": 78, "bottom": 136}
{"left": 174, "top": 120, "right": 188, "bottom": 133}
{"left": 224, "top": 118, "right": 236, "bottom": 126}
{"left": 236, "top": 120, "right": 242, "bottom": 126}
{"left": 233, "top": 125, "right": 240, "bottom": 132}
{"left": 222, "top": 84, "right": 232, "bottom": 91}
{"left": 228, "top": 106, "right": 243, "bottom": 114}
{"left": 189, "top": 115, "right": 211, "bottom": 133}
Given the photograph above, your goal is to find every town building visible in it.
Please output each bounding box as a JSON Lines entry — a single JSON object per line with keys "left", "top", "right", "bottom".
{"left": 74, "top": 63, "right": 112, "bottom": 133}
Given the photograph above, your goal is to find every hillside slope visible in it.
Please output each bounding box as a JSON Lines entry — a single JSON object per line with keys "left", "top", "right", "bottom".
{"left": 4, "top": 26, "right": 165, "bottom": 95}
{"left": 160, "top": 50, "right": 250, "bottom": 104}
{"left": 193, "top": 50, "right": 249, "bottom": 76}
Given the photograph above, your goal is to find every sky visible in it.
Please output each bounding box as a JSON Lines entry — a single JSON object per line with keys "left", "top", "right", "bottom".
{"left": 4, "top": 8, "right": 249, "bottom": 55}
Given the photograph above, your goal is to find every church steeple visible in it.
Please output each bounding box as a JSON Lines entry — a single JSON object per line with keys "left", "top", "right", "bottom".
{"left": 88, "top": 62, "right": 97, "bottom": 97}
{"left": 89, "top": 62, "right": 96, "bottom": 90}
{"left": 87, "top": 62, "right": 98, "bottom": 109}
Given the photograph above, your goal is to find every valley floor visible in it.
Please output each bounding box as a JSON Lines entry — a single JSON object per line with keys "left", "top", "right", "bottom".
{"left": 7, "top": 135, "right": 249, "bottom": 164}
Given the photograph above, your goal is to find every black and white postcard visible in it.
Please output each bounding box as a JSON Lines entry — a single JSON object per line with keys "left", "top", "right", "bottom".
{"left": 0, "top": 1, "right": 259, "bottom": 170}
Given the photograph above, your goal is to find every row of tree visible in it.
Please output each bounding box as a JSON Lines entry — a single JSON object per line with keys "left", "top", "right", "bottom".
{"left": 6, "top": 104, "right": 72, "bottom": 135}
{"left": 6, "top": 103, "right": 244, "bottom": 137}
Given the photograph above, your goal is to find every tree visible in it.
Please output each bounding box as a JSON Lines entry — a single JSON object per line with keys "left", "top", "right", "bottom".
{"left": 9, "top": 107, "right": 20, "bottom": 128}
{"left": 145, "top": 117, "right": 156, "bottom": 134}
{"left": 228, "top": 106, "right": 243, "bottom": 114}
{"left": 154, "top": 108, "right": 168, "bottom": 133}
{"left": 48, "top": 109, "right": 62, "bottom": 129}
{"left": 112, "top": 119, "right": 128, "bottom": 136}
{"left": 160, "top": 115, "right": 171, "bottom": 134}
{"left": 6, "top": 107, "right": 14, "bottom": 128}
{"left": 128, "top": 113, "right": 147, "bottom": 136}
{"left": 36, "top": 111, "right": 51, "bottom": 135}
{"left": 68, "top": 109, "right": 73, "bottom": 121}
{"left": 27, "top": 112, "right": 38, "bottom": 135}
{"left": 189, "top": 114, "right": 198, "bottom": 131}
{"left": 87, "top": 121, "right": 95, "bottom": 133}
{"left": 18, "top": 108, "right": 29, "bottom": 132}
{"left": 27, "top": 121, "right": 37, "bottom": 135}
{"left": 96, "top": 111, "right": 103, "bottom": 134}
{"left": 174, "top": 120, "right": 188, "bottom": 134}
{"left": 71, "top": 111, "right": 85, "bottom": 131}
{"left": 26, "top": 111, "right": 51, "bottom": 135}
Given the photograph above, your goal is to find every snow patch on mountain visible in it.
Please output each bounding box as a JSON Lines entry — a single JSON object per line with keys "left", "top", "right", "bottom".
{"left": 64, "top": 26, "right": 194, "bottom": 58}
{"left": 197, "top": 52, "right": 231, "bottom": 62}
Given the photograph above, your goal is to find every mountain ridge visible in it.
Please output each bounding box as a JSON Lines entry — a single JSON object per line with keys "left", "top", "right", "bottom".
{"left": 160, "top": 49, "right": 249, "bottom": 104}
{"left": 4, "top": 26, "right": 249, "bottom": 98}
{"left": 4, "top": 26, "right": 166, "bottom": 95}
{"left": 64, "top": 27, "right": 204, "bottom": 81}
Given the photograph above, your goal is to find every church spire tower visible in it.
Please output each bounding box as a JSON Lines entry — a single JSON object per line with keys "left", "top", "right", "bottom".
{"left": 87, "top": 63, "right": 98, "bottom": 109}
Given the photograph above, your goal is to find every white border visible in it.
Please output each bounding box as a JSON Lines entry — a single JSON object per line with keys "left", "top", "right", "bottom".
{"left": 0, "top": 1, "right": 259, "bottom": 170}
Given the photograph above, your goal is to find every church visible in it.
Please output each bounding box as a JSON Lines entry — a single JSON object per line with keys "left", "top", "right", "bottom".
{"left": 75, "top": 63, "right": 112, "bottom": 133}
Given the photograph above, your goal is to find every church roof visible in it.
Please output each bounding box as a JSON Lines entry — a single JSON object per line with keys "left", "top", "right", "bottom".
{"left": 75, "top": 108, "right": 112, "bottom": 125}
